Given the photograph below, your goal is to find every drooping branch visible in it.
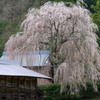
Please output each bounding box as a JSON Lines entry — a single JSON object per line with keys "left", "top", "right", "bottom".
{"left": 5, "top": 1, "right": 100, "bottom": 94}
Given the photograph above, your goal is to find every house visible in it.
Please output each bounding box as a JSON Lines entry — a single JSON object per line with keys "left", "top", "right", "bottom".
{"left": 0, "top": 58, "right": 51, "bottom": 100}
{"left": 1, "top": 50, "right": 53, "bottom": 85}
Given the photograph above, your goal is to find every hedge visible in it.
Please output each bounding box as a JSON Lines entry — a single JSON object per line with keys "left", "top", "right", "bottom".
{"left": 38, "top": 82, "right": 100, "bottom": 100}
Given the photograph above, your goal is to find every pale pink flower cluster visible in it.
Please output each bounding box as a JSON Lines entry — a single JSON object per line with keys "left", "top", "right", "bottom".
{"left": 5, "top": 1, "right": 100, "bottom": 93}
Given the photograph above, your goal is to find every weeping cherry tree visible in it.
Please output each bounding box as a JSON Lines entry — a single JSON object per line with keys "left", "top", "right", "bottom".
{"left": 5, "top": 1, "right": 100, "bottom": 93}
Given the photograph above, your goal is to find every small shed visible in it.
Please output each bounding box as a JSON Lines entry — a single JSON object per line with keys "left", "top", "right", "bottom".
{"left": 1, "top": 51, "right": 53, "bottom": 85}
{"left": 0, "top": 58, "right": 51, "bottom": 100}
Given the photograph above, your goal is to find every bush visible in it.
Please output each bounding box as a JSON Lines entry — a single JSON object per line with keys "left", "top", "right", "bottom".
{"left": 79, "top": 82, "right": 96, "bottom": 98}
{"left": 38, "top": 82, "right": 100, "bottom": 100}
{"left": 38, "top": 84, "right": 63, "bottom": 100}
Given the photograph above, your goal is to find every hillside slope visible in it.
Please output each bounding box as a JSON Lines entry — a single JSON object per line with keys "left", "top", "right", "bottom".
{"left": 0, "top": 0, "right": 50, "bottom": 56}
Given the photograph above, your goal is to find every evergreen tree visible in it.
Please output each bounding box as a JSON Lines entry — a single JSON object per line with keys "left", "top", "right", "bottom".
{"left": 91, "top": 0, "right": 100, "bottom": 46}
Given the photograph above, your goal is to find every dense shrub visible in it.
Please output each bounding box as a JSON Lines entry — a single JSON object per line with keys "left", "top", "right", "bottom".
{"left": 38, "top": 82, "right": 100, "bottom": 100}
{"left": 79, "top": 82, "right": 96, "bottom": 98}
{"left": 38, "top": 84, "right": 64, "bottom": 100}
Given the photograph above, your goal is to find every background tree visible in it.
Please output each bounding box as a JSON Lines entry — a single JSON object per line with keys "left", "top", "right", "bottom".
{"left": 0, "top": 21, "right": 9, "bottom": 56}
{"left": 0, "top": 0, "right": 53, "bottom": 57}
{"left": 91, "top": 0, "right": 100, "bottom": 33}
{"left": 5, "top": 2, "right": 100, "bottom": 93}
{"left": 83, "top": 0, "right": 97, "bottom": 12}
{"left": 55, "top": 0, "right": 77, "bottom": 3}
{"left": 91, "top": 0, "right": 100, "bottom": 46}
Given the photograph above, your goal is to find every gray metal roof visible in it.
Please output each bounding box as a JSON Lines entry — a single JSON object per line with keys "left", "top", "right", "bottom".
{"left": 0, "top": 58, "right": 20, "bottom": 66}
{"left": 0, "top": 59, "right": 51, "bottom": 79}
{"left": 1, "top": 51, "right": 50, "bottom": 66}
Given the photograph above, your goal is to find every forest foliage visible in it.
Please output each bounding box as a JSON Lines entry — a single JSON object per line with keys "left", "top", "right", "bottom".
{"left": 91, "top": 0, "right": 100, "bottom": 47}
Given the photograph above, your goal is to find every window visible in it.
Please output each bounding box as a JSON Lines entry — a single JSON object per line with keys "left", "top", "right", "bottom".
{"left": 31, "top": 78, "right": 36, "bottom": 90}
{"left": 1, "top": 92, "right": 6, "bottom": 100}
{"left": 13, "top": 77, "right": 18, "bottom": 87}
{"left": 25, "top": 77, "right": 30, "bottom": 89}
{"left": 6, "top": 76, "right": 12, "bottom": 87}
{"left": 0, "top": 76, "right": 6, "bottom": 86}
{"left": 20, "top": 77, "right": 25, "bottom": 88}
{"left": 25, "top": 93, "right": 31, "bottom": 100}
{"left": 13, "top": 92, "right": 19, "bottom": 100}
{"left": 7, "top": 92, "right": 13, "bottom": 100}
{"left": 20, "top": 92, "right": 25, "bottom": 100}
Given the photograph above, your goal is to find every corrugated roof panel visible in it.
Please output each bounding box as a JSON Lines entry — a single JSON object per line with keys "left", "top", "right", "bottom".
{"left": 0, "top": 58, "right": 20, "bottom": 66}
{"left": 0, "top": 59, "right": 51, "bottom": 79}
{"left": 1, "top": 51, "right": 50, "bottom": 66}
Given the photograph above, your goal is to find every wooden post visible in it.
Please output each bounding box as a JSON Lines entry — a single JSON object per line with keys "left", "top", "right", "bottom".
{"left": 19, "top": 91, "right": 20, "bottom": 100}
{"left": 12, "top": 92, "right": 14, "bottom": 100}
{"left": 18, "top": 77, "right": 20, "bottom": 100}
{"left": 0, "top": 91, "right": 1, "bottom": 100}
{"left": 35, "top": 78, "right": 38, "bottom": 100}
{"left": 30, "top": 93, "right": 32, "bottom": 100}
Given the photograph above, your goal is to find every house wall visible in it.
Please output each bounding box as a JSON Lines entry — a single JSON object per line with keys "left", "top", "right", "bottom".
{"left": 0, "top": 76, "right": 37, "bottom": 100}
{"left": 26, "top": 66, "right": 53, "bottom": 85}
